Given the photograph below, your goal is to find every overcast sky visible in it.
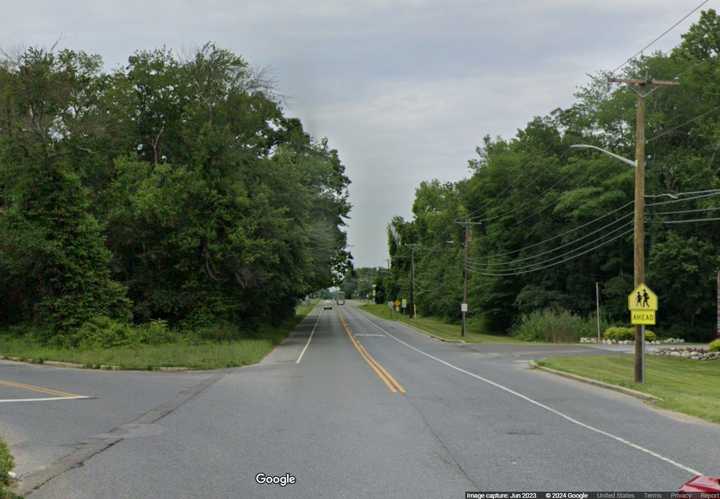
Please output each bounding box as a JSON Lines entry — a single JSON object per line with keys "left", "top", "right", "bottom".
{"left": 1, "top": 0, "right": 705, "bottom": 267}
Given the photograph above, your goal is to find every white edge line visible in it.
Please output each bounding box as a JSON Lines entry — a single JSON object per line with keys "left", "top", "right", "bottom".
{"left": 296, "top": 311, "right": 321, "bottom": 364}
{"left": 354, "top": 308, "right": 703, "bottom": 477}
{"left": 0, "top": 396, "right": 91, "bottom": 403}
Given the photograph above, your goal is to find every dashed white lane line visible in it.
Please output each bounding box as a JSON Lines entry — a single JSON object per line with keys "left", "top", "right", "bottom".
{"left": 296, "top": 312, "right": 322, "bottom": 364}
{"left": 355, "top": 309, "right": 703, "bottom": 477}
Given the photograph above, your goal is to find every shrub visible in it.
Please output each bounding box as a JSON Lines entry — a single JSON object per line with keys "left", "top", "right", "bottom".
{"left": 603, "top": 326, "right": 655, "bottom": 342}
{"left": 510, "top": 308, "right": 595, "bottom": 343}
{"left": 136, "top": 320, "right": 177, "bottom": 345}
{"left": 71, "top": 316, "right": 137, "bottom": 349}
{"left": 709, "top": 339, "right": 720, "bottom": 352}
{"left": 195, "top": 321, "right": 241, "bottom": 342}
{"left": 0, "top": 438, "right": 14, "bottom": 493}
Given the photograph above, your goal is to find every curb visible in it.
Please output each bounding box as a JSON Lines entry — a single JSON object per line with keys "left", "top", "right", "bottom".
{"left": 528, "top": 360, "right": 661, "bottom": 402}
{"left": 0, "top": 355, "right": 192, "bottom": 372}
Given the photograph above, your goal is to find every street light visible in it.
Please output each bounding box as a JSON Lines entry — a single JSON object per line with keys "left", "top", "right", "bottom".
{"left": 571, "top": 142, "right": 646, "bottom": 383}
{"left": 569, "top": 144, "right": 636, "bottom": 168}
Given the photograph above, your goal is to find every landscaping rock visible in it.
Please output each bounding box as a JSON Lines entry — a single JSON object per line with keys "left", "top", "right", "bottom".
{"left": 651, "top": 345, "right": 720, "bottom": 361}
{"left": 579, "top": 337, "right": 685, "bottom": 345}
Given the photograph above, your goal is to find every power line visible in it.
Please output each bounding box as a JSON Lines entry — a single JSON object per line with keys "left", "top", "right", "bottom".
{"left": 467, "top": 220, "right": 632, "bottom": 273}
{"left": 481, "top": 200, "right": 634, "bottom": 259}
{"left": 646, "top": 104, "right": 720, "bottom": 144}
{"left": 464, "top": 190, "right": 718, "bottom": 274}
{"left": 663, "top": 217, "right": 720, "bottom": 224}
{"left": 611, "top": 0, "right": 710, "bottom": 75}
{"left": 470, "top": 212, "right": 634, "bottom": 268}
{"left": 466, "top": 228, "right": 633, "bottom": 277}
{"left": 466, "top": 171, "right": 569, "bottom": 222}
{"left": 646, "top": 190, "right": 720, "bottom": 207}
{"left": 655, "top": 206, "right": 720, "bottom": 216}
{"left": 647, "top": 188, "right": 720, "bottom": 198}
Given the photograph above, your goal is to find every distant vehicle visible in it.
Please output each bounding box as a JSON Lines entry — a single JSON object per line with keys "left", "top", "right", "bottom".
{"left": 335, "top": 291, "right": 345, "bottom": 305}
{"left": 322, "top": 300, "right": 333, "bottom": 310}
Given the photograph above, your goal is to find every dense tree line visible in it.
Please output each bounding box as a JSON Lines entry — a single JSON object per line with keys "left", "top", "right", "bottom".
{"left": 0, "top": 44, "right": 350, "bottom": 335}
{"left": 378, "top": 11, "right": 720, "bottom": 341}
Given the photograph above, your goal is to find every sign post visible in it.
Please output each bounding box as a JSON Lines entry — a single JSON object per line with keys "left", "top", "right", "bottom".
{"left": 627, "top": 283, "right": 658, "bottom": 384}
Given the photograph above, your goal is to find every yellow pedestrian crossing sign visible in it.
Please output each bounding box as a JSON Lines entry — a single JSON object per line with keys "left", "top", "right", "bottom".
{"left": 628, "top": 283, "right": 658, "bottom": 325}
{"left": 628, "top": 284, "right": 658, "bottom": 311}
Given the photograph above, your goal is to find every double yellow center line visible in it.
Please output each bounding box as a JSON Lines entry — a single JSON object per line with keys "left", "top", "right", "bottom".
{"left": 337, "top": 310, "right": 405, "bottom": 394}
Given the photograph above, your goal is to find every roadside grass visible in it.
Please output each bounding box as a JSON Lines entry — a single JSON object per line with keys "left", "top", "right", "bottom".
{"left": 0, "top": 301, "right": 317, "bottom": 371}
{"left": 0, "top": 437, "right": 16, "bottom": 499}
{"left": 538, "top": 355, "right": 720, "bottom": 424}
{"left": 360, "top": 303, "right": 524, "bottom": 344}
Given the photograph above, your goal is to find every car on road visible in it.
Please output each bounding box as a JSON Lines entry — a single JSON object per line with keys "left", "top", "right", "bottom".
{"left": 322, "top": 300, "right": 333, "bottom": 310}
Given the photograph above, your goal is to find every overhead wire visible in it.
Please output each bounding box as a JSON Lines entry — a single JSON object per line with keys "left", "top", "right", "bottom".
{"left": 611, "top": 0, "right": 710, "bottom": 75}
{"left": 466, "top": 228, "right": 634, "bottom": 277}
{"left": 646, "top": 104, "right": 720, "bottom": 144}
{"left": 465, "top": 170, "right": 570, "bottom": 222}
{"left": 469, "top": 211, "right": 634, "bottom": 268}
{"left": 662, "top": 217, "right": 720, "bottom": 224}
{"left": 479, "top": 200, "right": 634, "bottom": 259}
{"left": 466, "top": 220, "right": 633, "bottom": 273}
{"left": 466, "top": 190, "right": 719, "bottom": 275}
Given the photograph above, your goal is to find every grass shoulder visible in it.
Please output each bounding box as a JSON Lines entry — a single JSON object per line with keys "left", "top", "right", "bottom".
{"left": 0, "top": 301, "right": 318, "bottom": 371}
{"left": 537, "top": 355, "right": 720, "bottom": 424}
{"left": 360, "top": 303, "right": 524, "bottom": 344}
{"left": 0, "top": 437, "right": 18, "bottom": 499}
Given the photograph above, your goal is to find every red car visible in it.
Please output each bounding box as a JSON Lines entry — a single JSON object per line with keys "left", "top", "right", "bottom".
{"left": 679, "top": 475, "right": 720, "bottom": 494}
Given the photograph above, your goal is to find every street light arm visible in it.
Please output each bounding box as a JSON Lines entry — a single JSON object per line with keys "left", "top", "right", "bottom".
{"left": 570, "top": 144, "right": 637, "bottom": 168}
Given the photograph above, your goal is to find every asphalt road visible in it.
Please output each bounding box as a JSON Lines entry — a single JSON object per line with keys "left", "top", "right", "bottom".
{"left": 1, "top": 302, "right": 718, "bottom": 498}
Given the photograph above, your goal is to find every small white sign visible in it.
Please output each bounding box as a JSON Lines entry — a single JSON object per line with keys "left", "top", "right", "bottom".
{"left": 461, "top": 303, "right": 468, "bottom": 312}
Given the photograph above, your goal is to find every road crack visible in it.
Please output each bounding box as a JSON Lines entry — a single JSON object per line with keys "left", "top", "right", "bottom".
{"left": 18, "top": 373, "right": 224, "bottom": 496}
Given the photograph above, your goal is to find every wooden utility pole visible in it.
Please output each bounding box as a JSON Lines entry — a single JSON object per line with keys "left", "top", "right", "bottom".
{"left": 462, "top": 221, "right": 470, "bottom": 337}
{"left": 610, "top": 77, "right": 678, "bottom": 383}
{"left": 455, "top": 219, "right": 482, "bottom": 337}
{"left": 409, "top": 244, "right": 418, "bottom": 318}
{"left": 716, "top": 270, "right": 719, "bottom": 339}
{"left": 595, "top": 282, "right": 601, "bottom": 344}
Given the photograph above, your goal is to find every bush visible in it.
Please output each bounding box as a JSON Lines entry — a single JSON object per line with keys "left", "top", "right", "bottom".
{"left": 510, "top": 308, "right": 595, "bottom": 343}
{"left": 195, "top": 321, "right": 242, "bottom": 342}
{"left": 0, "top": 438, "right": 14, "bottom": 495}
{"left": 603, "top": 326, "right": 656, "bottom": 342}
{"left": 709, "top": 339, "right": 720, "bottom": 352}
{"left": 67, "top": 316, "right": 183, "bottom": 349}
{"left": 70, "top": 316, "right": 137, "bottom": 349}
{"left": 136, "top": 320, "right": 177, "bottom": 345}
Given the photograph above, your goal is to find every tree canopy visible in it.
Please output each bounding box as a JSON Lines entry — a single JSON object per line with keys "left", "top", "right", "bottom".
{"left": 378, "top": 10, "right": 720, "bottom": 341}
{"left": 0, "top": 44, "right": 351, "bottom": 334}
